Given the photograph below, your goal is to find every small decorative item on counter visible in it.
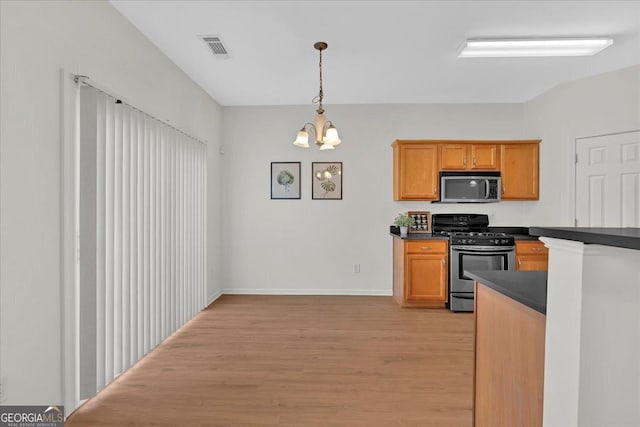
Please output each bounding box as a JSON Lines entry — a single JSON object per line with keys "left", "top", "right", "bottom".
{"left": 408, "top": 211, "right": 431, "bottom": 233}
{"left": 393, "top": 212, "right": 415, "bottom": 237}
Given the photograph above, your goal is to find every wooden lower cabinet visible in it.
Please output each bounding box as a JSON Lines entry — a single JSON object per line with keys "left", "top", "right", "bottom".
{"left": 474, "top": 283, "right": 545, "bottom": 427}
{"left": 393, "top": 238, "right": 448, "bottom": 308}
{"left": 516, "top": 241, "right": 549, "bottom": 271}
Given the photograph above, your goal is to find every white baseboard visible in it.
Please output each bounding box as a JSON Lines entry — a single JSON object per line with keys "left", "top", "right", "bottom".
{"left": 206, "top": 289, "right": 224, "bottom": 306}
{"left": 222, "top": 288, "right": 393, "bottom": 296}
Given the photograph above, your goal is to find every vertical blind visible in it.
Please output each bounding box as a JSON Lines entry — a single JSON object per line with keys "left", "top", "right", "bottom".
{"left": 78, "top": 84, "right": 207, "bottom": 396}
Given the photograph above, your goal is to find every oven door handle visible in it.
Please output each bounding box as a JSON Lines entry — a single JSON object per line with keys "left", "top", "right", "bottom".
{"left": 453, "top": 295, "right": 475, "bottom": 300}
{"left": 452, "top": 246, "right": 515, "bottom": 252}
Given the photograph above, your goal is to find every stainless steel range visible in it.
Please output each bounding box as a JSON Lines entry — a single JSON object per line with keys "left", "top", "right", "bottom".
{"left": 432, "top": 214, "right": 516, "bottom": 312}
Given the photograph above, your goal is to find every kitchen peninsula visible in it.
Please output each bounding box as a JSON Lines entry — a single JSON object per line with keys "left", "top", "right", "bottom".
{"left": 470, "top": 228, "right": 640, "bottom": 427}
{"left": 467, "top": 270, "right": 546, "bottom": 427}
{"left": 528, "top": 227, "right": 640, "bottom": 427}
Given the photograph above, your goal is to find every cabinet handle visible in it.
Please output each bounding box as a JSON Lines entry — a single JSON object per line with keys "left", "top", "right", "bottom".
{"left": 532, "top": 247, "right": 542, "bottom": 252}
{"left": 517, "top": 259, "right": 521, "bottom": 266}
{"left": 420, "top": 246, "right": 433, "bottom": 251}
{"left": 463, "top": 157, "right": 467, "bottom": 166}
{"left": 442, "top": 258, "right": 446, "bottom": 265}
{"left": 473, "top": 157, "right": 477, "bottom": 166}
{"left": 502, "top": 185, "right": 506, "bottom": 195}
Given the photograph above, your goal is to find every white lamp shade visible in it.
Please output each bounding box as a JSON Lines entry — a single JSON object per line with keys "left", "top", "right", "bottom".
{"left": 293, "top": 129, "right": 309, "bottom": 148}
{"left": 323, "top": 125, "right": 341, "bottom": 145}
{"left": 319, "top": 142, "right": 335, "bottom": 150}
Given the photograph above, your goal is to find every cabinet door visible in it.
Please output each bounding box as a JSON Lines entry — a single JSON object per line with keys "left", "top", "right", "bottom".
{"left": 405, "top": 253, "right": 448, "bottom": 303}
{"left": 516, "top": 241, "right": 549, "bottom": 271}
{"left": 516, "top": 255, "right": 549, "bottom": 271}
{"left": 394, "top": 143, "right": 439, "bottom": 200}
{"left": 471, "top": 144, "right": 499, "bottom": 170}
{"left": 500, "top": 143, "right": 540, "bottom": 200}
{"left": 440, "top": 144, "right": 469, "bottom": 170}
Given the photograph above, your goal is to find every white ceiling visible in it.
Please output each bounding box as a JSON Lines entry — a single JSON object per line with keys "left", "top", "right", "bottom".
{"left": 110, "top": 0, "right": 640, "bottom": 106}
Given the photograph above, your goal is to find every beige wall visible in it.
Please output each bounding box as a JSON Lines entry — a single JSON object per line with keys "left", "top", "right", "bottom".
{"left": 0, "top": 0, "right": 223, "bottom": 407}
{"left": 523, "top": 65, "right": 640, "bottom": 225}
{"left": 220, "top": 66, "right": 640, "bottom": 296}
{"left": 221, "top": 103, "right": 528, "bottom": 295}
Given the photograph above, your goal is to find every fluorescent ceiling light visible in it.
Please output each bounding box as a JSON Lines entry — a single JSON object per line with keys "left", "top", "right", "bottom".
{"left": 458, "top": 38, "right": 613, "bottom": 58}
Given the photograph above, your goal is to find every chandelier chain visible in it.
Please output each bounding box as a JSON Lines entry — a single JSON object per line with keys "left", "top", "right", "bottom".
{"left": 293, "top": 41, "right": 340, "bottom": 150}
{"left": 317, "top": 47, "right": 324, "bottom": 111}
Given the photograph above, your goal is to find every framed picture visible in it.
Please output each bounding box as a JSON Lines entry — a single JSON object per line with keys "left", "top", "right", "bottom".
{"left": 312, "top": 162, "right": 342, "bottom": 200}
{"left": 271, "top": 162, "right": 301, "bottom": 199}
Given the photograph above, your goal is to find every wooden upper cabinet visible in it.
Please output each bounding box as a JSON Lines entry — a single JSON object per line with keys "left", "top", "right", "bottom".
{"left": 441, "top": 143, "right": 499, "bottom": 170}
{"left": 501, "top": 142, "right": 540, "bottom": 200}
{"left": 440, "top": 144, "right": 469, "bottom": 170}
{"left": 392, "top": 140, "right": 540, "bottom": 201}
{"left": 471, "top": 144, "right": 499, "bottom": 170}
{"left": 393, "top": 141, "right": 439, "bottom": 200}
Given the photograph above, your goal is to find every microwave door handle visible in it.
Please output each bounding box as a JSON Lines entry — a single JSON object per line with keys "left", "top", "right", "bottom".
{"left": 485, "top": 179, "right": 490, "bottom": 199}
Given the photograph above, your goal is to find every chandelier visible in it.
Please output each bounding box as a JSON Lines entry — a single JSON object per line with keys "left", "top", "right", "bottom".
{"left": 293, "top": 41, "right": 341, "bottom": 150}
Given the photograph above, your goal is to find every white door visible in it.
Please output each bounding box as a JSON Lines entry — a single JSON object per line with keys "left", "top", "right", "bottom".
{"left": 575, "top": 131, "right": 640, "bottom": 227}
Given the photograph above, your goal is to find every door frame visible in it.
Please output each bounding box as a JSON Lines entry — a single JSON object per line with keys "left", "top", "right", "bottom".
{"left": 61, "top": 69, "right": 84, "bottom": 415}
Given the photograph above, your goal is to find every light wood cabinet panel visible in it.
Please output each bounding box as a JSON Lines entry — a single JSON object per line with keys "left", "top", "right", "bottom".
{"left": 501, "top": 143, "right": 540, "bottom": 200}
{"left": 392, "top": 140, "right": 539, "bottom": 201}
{"left": 392, "top": 238, "right": 448, "bottom": 308}
{"left": 440, "top": 144, "right": 468, "bottom": 170}
{"left": 474, "top": 283, "right": 545, "bottom": 427}
{"left": 441, "top": 143, "right": 499, "bottom": 170}
{"left": 517, "top": 255, "right": 549, "bottom": 271}
{"left": 393, "top": 141, "right": 439, "bottom": 200}
{"left": 516, "top": 240, "right": 549, "bottom": 271}
{"left": 406, "top": 254, "right": 448, "bottom": 303}
{"left": 405, "top": 240, "right": 448, "bottom": 254}
{"left": 470, "top": 144, "right": 499, "bottom": 170}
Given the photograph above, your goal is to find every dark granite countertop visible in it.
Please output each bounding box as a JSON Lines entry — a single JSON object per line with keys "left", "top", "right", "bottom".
{"left": 464, "top": 270, "right": 548, "bottom": 314}
{"left": 390, "top": 225, "right": 539, "bottom": 241}
{"left": 489, "top": 226, "right": 538, "bottom": 241}
{"left": 512, "top": 234, "right": 540, "bottom": 241}
{"left": 529, "top": 227, "right": 640, "bottom": 251}
{"left": 390, "top": 232, "right": 449, "bottom": 241}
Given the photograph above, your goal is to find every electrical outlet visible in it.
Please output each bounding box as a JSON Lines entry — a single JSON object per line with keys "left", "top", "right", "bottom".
{"left": 0, "top": 375, "right": 7, "bottom": 403}
{"left": 353, "top": 264, "right": 360, "bottom": 273}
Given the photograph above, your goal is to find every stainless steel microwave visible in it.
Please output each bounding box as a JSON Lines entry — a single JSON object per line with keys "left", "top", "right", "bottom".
{"left": 439, "top": 171, "right": 501, "bottom": 203}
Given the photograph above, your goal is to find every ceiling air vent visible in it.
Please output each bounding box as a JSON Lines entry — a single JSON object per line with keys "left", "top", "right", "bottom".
{"left": 200, "top": 35, "right": 231, "bottom": 59}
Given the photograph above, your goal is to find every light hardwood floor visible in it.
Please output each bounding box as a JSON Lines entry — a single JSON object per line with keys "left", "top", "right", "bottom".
{"left": 66, "top": 295, "right": 474, "bottom": 426}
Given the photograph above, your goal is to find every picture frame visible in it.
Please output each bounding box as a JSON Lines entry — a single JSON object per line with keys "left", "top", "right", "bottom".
{"left": 271, "top": 162, "right": 301, "bottom": 199}
{"left": 312, "top": 162, "right": 342, "bottom": 200}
